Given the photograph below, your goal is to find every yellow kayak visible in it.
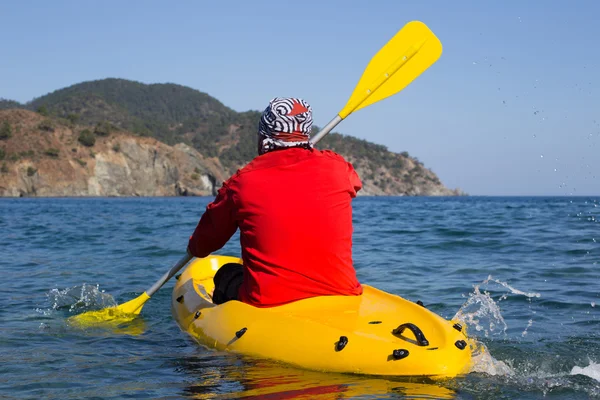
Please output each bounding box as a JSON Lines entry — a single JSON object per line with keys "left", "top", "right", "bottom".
{"left": 171, "top": 255, "right": 473, "bottom": 378}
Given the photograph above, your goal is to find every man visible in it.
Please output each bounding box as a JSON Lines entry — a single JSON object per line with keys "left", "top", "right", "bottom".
{"left": 187, "top": 97, "right": 363, "bottom": 307}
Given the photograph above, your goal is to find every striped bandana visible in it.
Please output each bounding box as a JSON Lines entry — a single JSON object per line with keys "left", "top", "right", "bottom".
{"left": 258, "top": 97, "right": 313, "bottom": 154}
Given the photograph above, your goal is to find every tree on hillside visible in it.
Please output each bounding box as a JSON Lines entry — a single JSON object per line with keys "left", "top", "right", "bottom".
{"left": 78, "top": 129, "right": 95, "bottom": 147}
{"left": 0, "top": 99, "right": 22, "bottom": 110}
{"left": 66, "top": 113, "right": 80, "bottom": 125}
{"left": 0, "top": 121, "right": 12, "bottom": 140}
{"left": 37, "top": 105, "right": 49, "bottom": 116}
{"left": 94, "top": 121, "right": 112, "bottom": 136}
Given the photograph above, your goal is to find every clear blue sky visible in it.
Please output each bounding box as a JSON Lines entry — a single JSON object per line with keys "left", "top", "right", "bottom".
{"left": 1, "top": 0, "right": 599, "bottom": 195}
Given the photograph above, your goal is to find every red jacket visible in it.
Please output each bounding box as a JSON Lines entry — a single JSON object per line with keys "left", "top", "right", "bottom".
{"left": 188, "top": 147, "right": 363, "bottom": 307}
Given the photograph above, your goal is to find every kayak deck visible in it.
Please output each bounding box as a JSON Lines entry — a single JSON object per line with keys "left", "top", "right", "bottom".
{"left": 172, "top": 255, "right": 473, "bottom": 377}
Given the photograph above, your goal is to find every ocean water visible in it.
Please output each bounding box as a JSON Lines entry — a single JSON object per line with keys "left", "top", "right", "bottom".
{"left": 1, "top": 196, "right": 599, "bottom": 399}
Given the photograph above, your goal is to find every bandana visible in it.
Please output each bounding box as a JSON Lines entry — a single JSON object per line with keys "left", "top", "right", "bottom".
{"left": 258, "top": 97, "right": 313, "bottom": 154}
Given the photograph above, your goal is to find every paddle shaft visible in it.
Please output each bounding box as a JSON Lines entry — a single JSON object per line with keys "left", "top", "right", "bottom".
{"left": 310, "top": 115, "right": 342, "bottom": 146}
{"left": 146, "top": 253, "right": 193, "bottom": 297}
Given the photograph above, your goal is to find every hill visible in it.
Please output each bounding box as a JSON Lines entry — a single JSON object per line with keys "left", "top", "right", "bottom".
{"left": 0, "top": 79, "right": 464, "bottom": 196}
{"left": 26, "top": 79, "right": 255, "bottom": 169}
{"left": 0, "top": 109, "right": 225, "bottom": 197}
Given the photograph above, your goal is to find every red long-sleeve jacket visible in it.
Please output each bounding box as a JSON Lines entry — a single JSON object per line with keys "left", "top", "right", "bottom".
{"left": 188, "top": 147, "right": 363, "bottom": 307}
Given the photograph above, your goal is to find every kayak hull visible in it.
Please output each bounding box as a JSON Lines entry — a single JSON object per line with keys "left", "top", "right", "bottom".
{"left": 172, "top": 255, "right": 472, "bottom": 377}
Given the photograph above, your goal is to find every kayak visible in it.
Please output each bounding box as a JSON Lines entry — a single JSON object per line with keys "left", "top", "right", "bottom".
{"left": 171, "top": 255, "right": 473, "bottom": 377}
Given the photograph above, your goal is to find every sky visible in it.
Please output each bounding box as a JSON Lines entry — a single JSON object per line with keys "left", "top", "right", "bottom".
{"left": 1, "top": 0, "right": 599, "bottom": 196}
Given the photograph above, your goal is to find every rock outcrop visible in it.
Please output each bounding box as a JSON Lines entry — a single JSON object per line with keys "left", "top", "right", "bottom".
{"left": 0, "top": 109, "right": 464, "bottom": 197}
{"left": 0, "top": 110, "right": 226, "bottom": 197}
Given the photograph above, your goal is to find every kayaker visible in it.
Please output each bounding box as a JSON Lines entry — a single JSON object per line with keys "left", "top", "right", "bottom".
{"left": 187, "top": 97, "right": 363, "bottom": 307}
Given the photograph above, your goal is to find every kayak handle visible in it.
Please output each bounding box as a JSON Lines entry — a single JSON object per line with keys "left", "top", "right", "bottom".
{"left": 392, "top": 323, "right": 430, "bottom": 347}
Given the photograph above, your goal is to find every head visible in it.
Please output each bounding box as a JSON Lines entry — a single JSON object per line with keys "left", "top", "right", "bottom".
{"left": 257, "top": 97, "right": 313, "bottom": 155}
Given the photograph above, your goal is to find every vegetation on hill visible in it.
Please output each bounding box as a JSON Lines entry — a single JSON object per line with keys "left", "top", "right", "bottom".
{"left": 0, "top": 121, "right": 12, "bottom": 140}
{"left": 20, "top": 79, "right": 262, "bottom": 170}
{"left": 27, "top": 79, "right": 237, "bottom": 148}
{"left": 0, "top": 99, "right": 22, "bottom": 110}
{"left": 0, "top": 78, "right": 458, "bottom": 195}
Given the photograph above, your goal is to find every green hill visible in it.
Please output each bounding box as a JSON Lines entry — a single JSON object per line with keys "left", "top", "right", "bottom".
{"left": 25, "top": 79, "right": 263, "bottom": 169}
{"left": 0, "top": 78, "right": 463, "bottom": 195}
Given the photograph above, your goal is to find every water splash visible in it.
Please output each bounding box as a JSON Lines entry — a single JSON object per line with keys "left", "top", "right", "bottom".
{"left": 454, "top": 275, "right": 542, "bottom": 376}
{"left": 469, "top": 341, "right": 515, "bottom": 376}
{"left": 454, "top": 275, "right": 541, "bottom": 339}
{"left": 571, "top": 360, "right": 600, "bottom": 382}
{"left": 522, "top": 319, "right": 533, "bottom": 337}
{"left": 46, "top": 283, "right": 117, "bottom": 313}
{"left": 454, "top": 282, "right": 508, "bottom": 338}
{"left": 453, "top": 283, "right": 513, "bottom": 376}
{"left": 40, "top": 285, "right": 146, "bottom": 336}
{"left": 483, "top": 276, "right": 541, "bottom": 299}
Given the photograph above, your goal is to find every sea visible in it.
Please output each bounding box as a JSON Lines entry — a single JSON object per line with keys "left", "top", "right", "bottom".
{"left": 1, "top": 196, "right": 599, "bottom": 399}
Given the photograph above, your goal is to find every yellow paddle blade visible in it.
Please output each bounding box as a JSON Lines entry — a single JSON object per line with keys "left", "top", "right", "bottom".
{"left": 67, "top": 291, "right": 150, "bottom": 327}
{"left": 68, "top": 309, "right": 147, "bottom": 336}
{"left": 339, "top": 21, "right": 442, "bottom": 119}
{"left": 114, "top": 291, "right": 151, "bottom": 314}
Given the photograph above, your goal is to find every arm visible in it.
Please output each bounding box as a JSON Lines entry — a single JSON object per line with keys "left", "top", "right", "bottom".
{"left": 347, "top": 162, "right": 362, "bottom": 197}
{"left": 188, "top": 182, "right": 238, "bottom": 258}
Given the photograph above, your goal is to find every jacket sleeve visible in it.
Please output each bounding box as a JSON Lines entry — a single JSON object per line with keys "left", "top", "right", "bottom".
{"left": 347, "top": 162, "right": 362, "bottom": 197}
{"left": 187, "top": 182, "right": 238, "bottom": 258}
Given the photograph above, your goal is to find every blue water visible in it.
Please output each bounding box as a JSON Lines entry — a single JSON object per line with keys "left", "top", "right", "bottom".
{"left": 1, "top": 196, "right": 599, "bottom": 399}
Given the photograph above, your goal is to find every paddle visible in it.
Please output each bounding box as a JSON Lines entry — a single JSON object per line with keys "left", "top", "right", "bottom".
{"left": 69, "top": 20, "right": 442, "bottom": 327}
{"left": 310, "top": 20, "right": 442, "bottom": 145}
{"left": 69, "top": 252, "right": 193, "bottom": 326}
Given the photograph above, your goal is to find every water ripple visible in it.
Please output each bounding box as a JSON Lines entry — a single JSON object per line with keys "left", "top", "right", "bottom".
{"left": 1, "top": 196, "right": 600, "bottom": 398}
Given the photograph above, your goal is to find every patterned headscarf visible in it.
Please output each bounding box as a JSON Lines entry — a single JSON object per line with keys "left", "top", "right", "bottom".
{"left": 258, "top": 97, "right": 313, "bottom": 154}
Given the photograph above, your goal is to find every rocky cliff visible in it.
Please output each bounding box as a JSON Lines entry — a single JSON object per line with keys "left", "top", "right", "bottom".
{"left": 0, "top": 107, "right": 463, "bottom": 198}
{"left": 0, "top": 110, "right": 226, "bottom": 197}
